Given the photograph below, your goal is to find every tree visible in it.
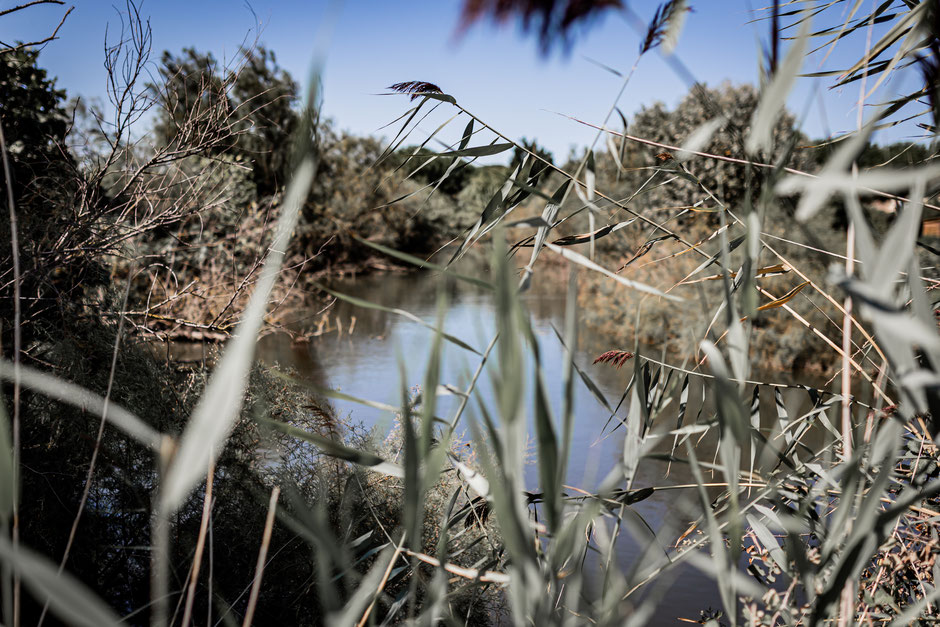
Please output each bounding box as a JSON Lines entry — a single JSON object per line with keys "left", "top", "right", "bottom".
{"left": 151, "top": 48, "right": 234, "bottom": 153}
{"left": 151, "top": 46, "right": 300, "bottom": 196}
{"left": 0, "top": 49, "right": 90, "bottom": 345}
{"left": 230, "top": 47, "right": 299, "bottom": 196}
{"left": 608, "top": 82, "right": 811, "bottom": 217}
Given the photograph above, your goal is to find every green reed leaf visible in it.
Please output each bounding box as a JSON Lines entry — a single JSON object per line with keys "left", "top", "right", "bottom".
{"left": 544, "top": 242, "right": 681, "bottom": 301}
{"left": 0, "top": 402, "right": 14, "bottom": 525}
{"left": 747, "top": 16, "right": 809, "bottom": 155}
{"left": 261, "top": 417, "right": 404, "bottom": 477}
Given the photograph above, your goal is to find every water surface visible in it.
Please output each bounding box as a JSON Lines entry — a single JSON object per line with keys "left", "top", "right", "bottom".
{"left": 253, "top": 269, "right": 825, "bottom": 624}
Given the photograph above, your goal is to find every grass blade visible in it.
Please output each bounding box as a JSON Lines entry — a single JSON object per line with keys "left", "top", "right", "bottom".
{"left": 314, "top": 284, "right": 482, "bottom": 355}
{"left": 0, "top": 537, "right": 122, "bottom": 627}
{"left": 161, "top": 151, "right": 318, "bottom": 512}
{"left": 0, "top": 361, "right": 162, "bottom": 451}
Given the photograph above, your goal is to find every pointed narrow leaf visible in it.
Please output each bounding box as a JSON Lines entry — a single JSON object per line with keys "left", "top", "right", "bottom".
{"left": 757, "top": 281, "right": 809, "bottom": 311}
{"left": 162, "top": 153, "right": 318, "bottom": 513}
{"left": 0, "top": 537, "right": 123, "bottom": 627}
{"left": 544, "top": 242, "right": 681, "bottom": 301}
{"left": 261, "top": 418, "right": 404, "bottom": 477}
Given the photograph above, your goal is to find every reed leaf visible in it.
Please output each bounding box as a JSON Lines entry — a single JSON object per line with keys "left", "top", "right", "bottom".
{"left": 161, "top": 115, "right": 319, "bottom": 512}
{"left": 544, "top": 242, "right": 681, "bottom": 301}
{"left": 677, "top": 116, "right": 726, "bottom": 162}
{"left": 260, "top": 417, "right": 404, "bottom": 477}
{"left": 747, "top": 16, "right": 809, "bottom": 155}
{"left": 0, "top": 402, "right": 14, "bottom": 525}
{"left": 0, "top": 537, "right": 122, "bottom": 627}
{"left": 0, "top": 361, "right": 162, "bottom": 451}
{"left": 756, "top": 281, "right": 809, "bottom": 311}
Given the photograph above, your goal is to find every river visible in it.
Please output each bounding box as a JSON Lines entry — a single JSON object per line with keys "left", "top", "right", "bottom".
{"left": 241, "top": 267, "right": 826, "bottom": 624}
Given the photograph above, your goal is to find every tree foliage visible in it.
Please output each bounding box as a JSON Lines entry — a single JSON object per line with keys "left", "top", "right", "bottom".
{"left": 0, "top": 49, "right": 94, "bottom": 345}
{"left": 611, "top": 82, "right": 812, "bottom": 216}
{"left": 152, "top": 46, "right": 300, "bottom": 196}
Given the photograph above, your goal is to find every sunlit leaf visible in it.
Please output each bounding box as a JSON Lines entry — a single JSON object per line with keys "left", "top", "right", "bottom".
{"left": 161, "top": 152, "right": 318, "bottom": 512}
{"left": 757, "top": 281, "right": 809, "bottom": 311}
{"left": 677, "top": 116, "right": 727, "bottom": 161}
{"left": 747, "top": 16, "right": 809, "bottom": 155}
{"left": 261, "top": 418, "right": 404, "bottom": 478}
{"left": 544, "top": 242, "right": 681, "bottom": 301}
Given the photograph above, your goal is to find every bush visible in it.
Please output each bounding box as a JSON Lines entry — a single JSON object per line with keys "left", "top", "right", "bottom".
{"left": 0, "top": 50, "right": 101, "bottom": 346}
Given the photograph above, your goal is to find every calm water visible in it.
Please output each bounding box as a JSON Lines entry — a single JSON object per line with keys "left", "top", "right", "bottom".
{"left": 246, "top": 269, "right": 828, "bottom": 624}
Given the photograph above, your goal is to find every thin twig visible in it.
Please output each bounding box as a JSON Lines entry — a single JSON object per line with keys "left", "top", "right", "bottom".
{"left": 0, "top": 5, "right": 73, "bottom": 55}
{"left": 181, "top": 462, "right": 215, "bottom": 627}
{"left": 0, "top": 0, "right": 63, "bottom": 19}
{"left": 355, "top": 534, "right": 406, "bottom": 627}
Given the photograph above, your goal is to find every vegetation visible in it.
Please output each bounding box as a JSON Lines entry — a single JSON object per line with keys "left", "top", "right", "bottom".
{"left": 3, "top": 0, "right": 940, "bottom": 626}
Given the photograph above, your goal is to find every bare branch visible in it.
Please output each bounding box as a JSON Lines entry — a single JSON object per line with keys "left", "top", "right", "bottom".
{"left": 0, "top": 0, "right": 63, "bottom": 19}
{"left": 0, "top": 5, "right": 73, "bottom": 55}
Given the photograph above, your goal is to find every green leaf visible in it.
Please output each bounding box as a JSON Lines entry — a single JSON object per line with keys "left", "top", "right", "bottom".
{"left": 161, "top": 154, "right": 318, "bottom": 513}
{"left": 543, "top": 242, "right": 681, "bottom": 301}
{"left": 677, "top": 117, "right": 727, "bottom": 161}
{"left": 550, "top": 325, "right": 612, "bottom": 413}
{"left": 261, "top": 418, "right": 404, "bottom": 477}
{"left": 0, "top": 401, "right": 15, "bottom": 524}
{"left": 327, "top": 544, "right": 399, "bottom": 626}
{"left": 531, "top": 348, "right": 561, "bottom": 531}
{"left": 747, "top": 16, "right": 809, "bottom": 155}
{"left": 434, "top": 141, "right": 513, "bottom": 158}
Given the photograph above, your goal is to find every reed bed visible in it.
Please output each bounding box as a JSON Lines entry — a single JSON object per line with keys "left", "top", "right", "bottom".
{"left": 4, "top": 0, "right": 940, "bottom": 625}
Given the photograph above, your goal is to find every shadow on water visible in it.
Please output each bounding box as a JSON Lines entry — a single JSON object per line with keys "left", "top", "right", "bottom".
{"left": 226, "top": 268, "right": 838, "bottom": 624}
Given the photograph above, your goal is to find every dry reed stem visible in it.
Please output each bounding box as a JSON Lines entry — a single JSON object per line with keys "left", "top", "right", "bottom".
{"left": 568, "top": 115, "right": 940, "bottom": 213}
{"left": 841, "top": 222, "right": 856, "bottom": 463}
{"left": 623, "top": 436, "right": 847, "bottom": 603}
{"left": 242, "top": 486, "right": 280, "bottom": 627}
{"left": 401, "top": 548, "right": 511, "bottom": 584}
{"left": 843, "top": 0, "right": 872, "bottom": 480}
{"left": 36, "top": 270, "right": 134, "bottom": 627}
{"left": 662, "top": 158, "right": 890, "bottom": 387}
{"left": 718, "top": 201, "right": 890, "bottom": 369}
{"left": 753, "top": 285, "right": 892, "bottom": 404}
{"left": 0, "top": 109, "right": 22, "bottom": 627}
{"left": 181, "top": 462, "right": 215, "bottom": 627}
{"left": 152, "top": 440, "right": 175, "bottom": 627}
{"left": 355, "top": 534, "right": 406, "bottom": 627}
{"left": 452, "top": 104, "right": 707, "bottom": 263}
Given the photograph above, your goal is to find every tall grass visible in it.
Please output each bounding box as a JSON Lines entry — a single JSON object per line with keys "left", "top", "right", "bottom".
{"left": 4, "top": 0, "right": 940, "bottom": 625}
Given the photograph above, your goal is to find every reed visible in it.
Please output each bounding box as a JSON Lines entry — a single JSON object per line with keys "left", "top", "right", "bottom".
{"left": 3, "top": 0, "right": 940, "bottom": 625}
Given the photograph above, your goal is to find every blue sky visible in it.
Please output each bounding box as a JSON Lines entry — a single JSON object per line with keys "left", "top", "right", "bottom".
{"left": 3, "top": 1, "right": 925, "bottom": 162}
